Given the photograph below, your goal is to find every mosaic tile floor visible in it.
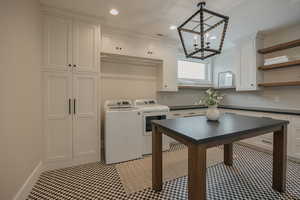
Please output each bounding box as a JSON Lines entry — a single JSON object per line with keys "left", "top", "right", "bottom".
{"left": 27, "top": 144, "right": 300, "bottom": 200}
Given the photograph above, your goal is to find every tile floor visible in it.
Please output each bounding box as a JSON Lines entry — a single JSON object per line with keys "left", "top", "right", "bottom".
{"left": 27, "top": 144, "right": 300, "bottom": 200}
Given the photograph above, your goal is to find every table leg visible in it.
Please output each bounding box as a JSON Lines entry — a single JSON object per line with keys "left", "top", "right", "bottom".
{"left": 188, "top": 145, "right": 206, "bottom": 200}
{"left": 152, "top": 124, "right": 162, "bottom": 191}
{"left": 224, "top": 143, "right": 233, "bottom": 166}
{"left": 273, "top": 124, "right": 287, "bottom": 192}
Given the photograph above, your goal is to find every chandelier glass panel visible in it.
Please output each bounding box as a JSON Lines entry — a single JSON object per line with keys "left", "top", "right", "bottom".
{"left": 178, "top": 2, "right": 229, "bottom": 60}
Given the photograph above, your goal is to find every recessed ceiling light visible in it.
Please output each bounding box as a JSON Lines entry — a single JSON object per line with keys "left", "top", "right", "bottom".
{"left": 169, "top": 25, "right": 177, "bottom": 30}
{"left": 110, "top": 9, "right": 119, "bottom": 16}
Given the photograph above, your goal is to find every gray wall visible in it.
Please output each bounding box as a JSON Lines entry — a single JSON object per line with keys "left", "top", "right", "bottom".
{"left": 0, "top": 0, "right": 42, "bottom": 199}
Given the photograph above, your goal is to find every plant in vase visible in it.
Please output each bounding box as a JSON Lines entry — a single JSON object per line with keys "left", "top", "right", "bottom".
{"left": 200, "top": 88, "right": 224, "bottom": 121}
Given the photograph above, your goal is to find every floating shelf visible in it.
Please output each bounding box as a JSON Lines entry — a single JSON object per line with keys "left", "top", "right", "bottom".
{"left": 258, "top": 81, "right": 300, "bottom": 87}
{"left": 258, "top": 59, "right": 300, "bottom": 70}
{"left": 258, "top": 39, "right": 300, "bottom": 54}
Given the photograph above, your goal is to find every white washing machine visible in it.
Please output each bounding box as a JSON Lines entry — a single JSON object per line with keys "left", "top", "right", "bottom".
{"left": 134, "top": 99, "right": 170, "bottom": 155}
{"left": 104, "top": 100, "right": 143, "bottom": 164}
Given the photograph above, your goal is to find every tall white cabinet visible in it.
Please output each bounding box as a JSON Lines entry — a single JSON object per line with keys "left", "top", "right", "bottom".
{"left": 42, "top": 13, "right": 101, "bottom": 170}
{"left": 235, "top": 34, "right": 264, "bottom": 91}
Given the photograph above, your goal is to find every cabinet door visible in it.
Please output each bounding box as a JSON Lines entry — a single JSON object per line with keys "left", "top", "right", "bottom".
{"left": 239, "top": 40, "right": 256, "bottom": 90}
{"left": 101, "top": 35, "right": 130, "bottom": 56}
{"left": 292, "top": 117, "right": 300, "bottom": 159}
{"left": 236, "top": 35, "right": 262, "bottom": 91}
{"left": 73, "top": 74, "right": 99, "bottom": 160}
{"left": 43, "top": 72, "right": 73, "bottom": 162}
{"left": 141, "top": 43, "right": 162, "bottom": 59}
{"left": 158, "top": 49, "right": 178, "bottom": 92}
{"left": 73, "top": 21, "right": 100, "bottom": 73}
{"left": 43, "top": 15, "right": 72, "bottom": 71}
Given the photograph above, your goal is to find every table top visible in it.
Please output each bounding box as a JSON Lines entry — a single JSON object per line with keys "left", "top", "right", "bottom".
{"left": 152, "top": 113, "right": 289, "bottom": 144}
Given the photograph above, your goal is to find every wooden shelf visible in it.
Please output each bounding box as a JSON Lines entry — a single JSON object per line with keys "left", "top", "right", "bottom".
{"left": 258, "top": 39, "right": 300, "bottom": 54}
{"left": 258, "top": 59, "right": 300, "bottom": 70}
{"left": 258, "top": 81, "right": 300, "bottom": 87}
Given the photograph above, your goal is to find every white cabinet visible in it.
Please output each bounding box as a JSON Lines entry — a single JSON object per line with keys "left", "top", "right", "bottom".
{"left": 72, "top": 21, "right": 100, "bottom": 73}
{"left": 157, "top": 48, "right": 178, "bottom": 92}
{"left": 101, "top": 35, "right": 130, "bottom": 56}
{"left": 43, "top": 15, "right": 100, "bottom": 72}
{"left": 102, "top": 34, "right": 178, "bottom": 92}
{"left": 291, "top": 116, "right": 300, "bottom": 159}
{"left": 43, "top": 72, "right": 73, "bottom": 162}
{"left": 73, "top": 74, "right": 98, "bottom": 159}
{"left": 43, "top": 16, "right": 72, "bottom": 71}
{"left": 235, "top": 34, "right": 263, "bottom": 91}
{"left": 168, "top": 109, "right": 206, "bottom": 119}
{"left": 102, "top": 35, "right": 161, "bottom": 59}
{"left": 43, "top": 72, "right": 99, "bottom": 168}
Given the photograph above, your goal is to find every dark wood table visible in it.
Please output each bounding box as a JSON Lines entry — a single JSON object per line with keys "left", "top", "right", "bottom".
{"left": 151, "top": 113, "right": 289, "bottom": 200}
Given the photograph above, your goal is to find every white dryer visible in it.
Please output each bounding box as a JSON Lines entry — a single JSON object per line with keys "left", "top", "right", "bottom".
{"left": 104, "top": 100, "right": 143, "bottom": 164}
{"left": 134, "top": 99, "right": 170, "bottom": 155}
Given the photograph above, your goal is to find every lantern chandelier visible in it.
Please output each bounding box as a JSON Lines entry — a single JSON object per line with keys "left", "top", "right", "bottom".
{"left": 178, "top": 1, "right": 229, "bottom": 60}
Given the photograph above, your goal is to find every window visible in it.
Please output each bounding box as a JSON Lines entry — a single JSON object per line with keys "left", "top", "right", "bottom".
{"left": 177, "top": 60, "right": 212, "bottom": 85}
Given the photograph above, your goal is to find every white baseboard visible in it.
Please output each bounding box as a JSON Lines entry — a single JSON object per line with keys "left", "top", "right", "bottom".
{"left": 13, "top": 161, "right": 43, "bottom": 200}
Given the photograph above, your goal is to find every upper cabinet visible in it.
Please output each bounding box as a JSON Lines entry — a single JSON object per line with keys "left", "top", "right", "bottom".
{"left": 101, "top": 34, "right": 163, "bottom": 60}
{"left": 43, "top": 14, "right": 100, "bottom": 73}
{"left": 101, "top": 33, "right": 178, "bottom": 92}
{"left": 235, "top": 34, "right": 264, "bottom": 91}
{"left": 43, "top": 15, "right": 72, "bottom": 71}
{"left": 158, "top": 48, "right": 178, "bottom": 92}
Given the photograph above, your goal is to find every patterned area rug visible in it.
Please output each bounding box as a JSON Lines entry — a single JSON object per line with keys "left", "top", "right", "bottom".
{"left": 27, "top": 144, "right": 300, "bottom": 200}
{"left": 116, "top": 144, "right": 226, "bottom": 194}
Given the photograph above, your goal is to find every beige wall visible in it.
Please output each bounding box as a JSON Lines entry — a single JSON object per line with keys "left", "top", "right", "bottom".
{"left": 100, "top": 61, "right": 158, "bottom": 111}
{"left": 0, "top": 0, "right": 42, "bottom": 199}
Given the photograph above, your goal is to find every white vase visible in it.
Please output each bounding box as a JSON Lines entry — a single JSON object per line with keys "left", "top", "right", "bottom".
{"left": 206, "top": 105, "right": 220, "bottom": 121}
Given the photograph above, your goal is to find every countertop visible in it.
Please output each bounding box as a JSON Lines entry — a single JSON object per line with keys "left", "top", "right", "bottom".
{"left": 153, "top": 113, "right": 288, "bottom": 144}
{"left": 168, "top": 105, "right": 300, "bottom": 116}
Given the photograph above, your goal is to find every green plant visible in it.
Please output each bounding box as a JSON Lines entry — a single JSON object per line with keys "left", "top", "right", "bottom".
{"left": 200, "top": 88, "right": 223, "bottom": 106}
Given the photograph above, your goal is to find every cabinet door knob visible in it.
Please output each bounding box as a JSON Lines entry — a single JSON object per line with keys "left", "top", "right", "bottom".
{"left": 68, "top": 64, "right": 72, "bottom": 67}
{"left": 73, "top": 64, "right": 77, "bottom": 67}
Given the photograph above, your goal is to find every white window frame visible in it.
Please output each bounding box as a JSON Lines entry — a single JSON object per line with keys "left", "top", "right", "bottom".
{"left": 177, "top": 58, "right": 212, "bottom": 86}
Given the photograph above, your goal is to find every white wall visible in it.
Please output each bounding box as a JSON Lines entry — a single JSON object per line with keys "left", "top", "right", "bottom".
{"left": 212, "top": 49, "right": 237, "bottom": 88}
{"left": 0, "top": 0, "right": 42, "bottom": 199}
{"left": 159, "top": 24, "right": 300, "bottom": 109}
{"left": 100, "top": 61, "right": 158, "bottom": 110}
{"left": 213, "top": 24, "right": 300, "bottom": 109}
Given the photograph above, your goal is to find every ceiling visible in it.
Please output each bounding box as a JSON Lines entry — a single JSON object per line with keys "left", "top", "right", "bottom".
{"left": 40, "top": 0, "right": 300, "bottom": 48}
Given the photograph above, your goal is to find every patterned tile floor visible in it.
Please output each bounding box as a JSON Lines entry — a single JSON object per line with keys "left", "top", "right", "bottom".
{"left": 27, "top": 144, "right": 300, "bottom": 200}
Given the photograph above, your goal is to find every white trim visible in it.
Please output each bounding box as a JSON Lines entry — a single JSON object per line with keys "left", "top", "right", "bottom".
{"left": 13, "top": 161, "right": 43, "bottom": 200}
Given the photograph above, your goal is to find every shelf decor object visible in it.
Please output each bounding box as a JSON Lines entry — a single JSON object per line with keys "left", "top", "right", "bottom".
{"left": 177, "top": 1, "right": 229, "bottom": 60}
{"left": 258, "top": 59, "right": 300, "bottom": 71}
{"left": 201, "top": 88, "right": 223, "bottom": 121}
